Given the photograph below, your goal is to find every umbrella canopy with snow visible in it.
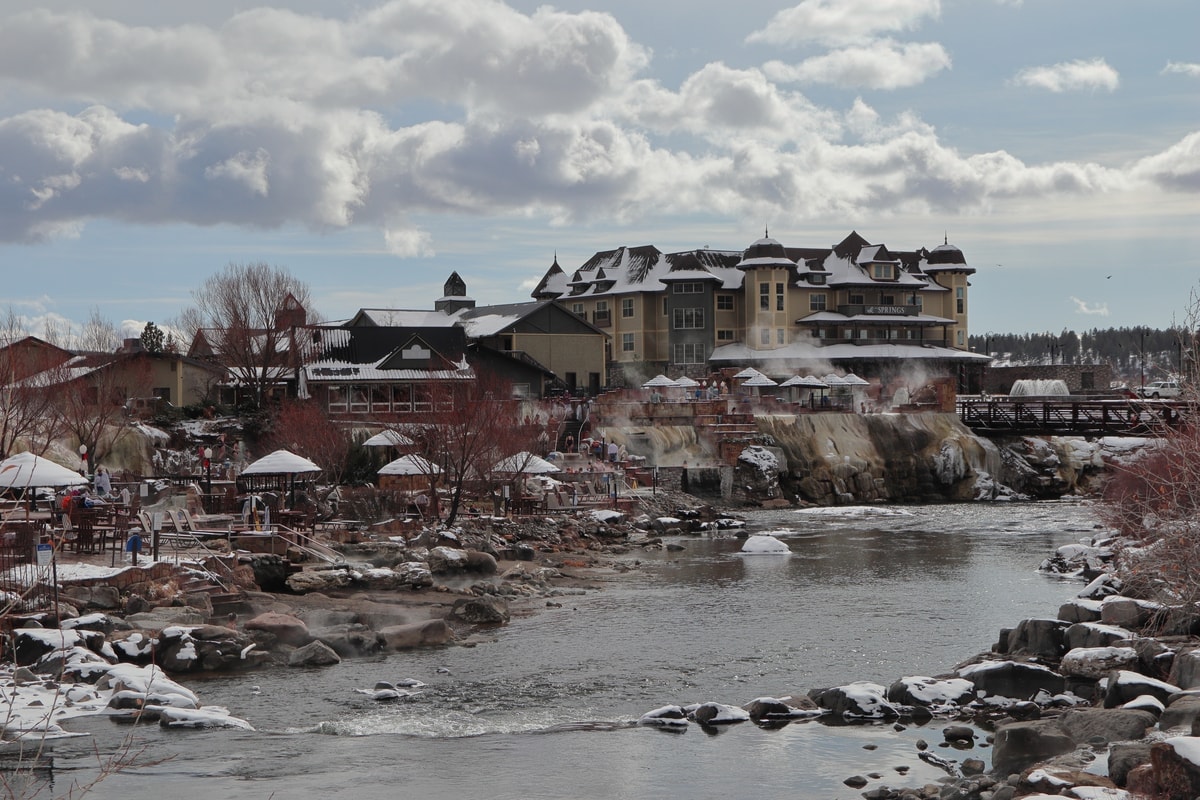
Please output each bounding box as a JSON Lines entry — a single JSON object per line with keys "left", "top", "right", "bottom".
{"left": 732, "top": 367, "right": 766, "bottom": 380}
{"left": 673, "top": 376, "right": 699, "bottom": 388}
{"left": 741, "top": 374, "right": 779, "bottom": 387}
{"left": 821, "top": 373, "right": 848, "bottom": 387}
{"left": 779, "top": 375, "right": 827, "bottom": 388}
{"left": 842, "top": 373, "right": 871, "bottom": 386}
{"left": 362, "top": 430, "right": 414, "bottom": 448}
{"left": 493, "top": 452, "right": 561, "bottom": 474}
{"left": 0, "top": 452, "right": 88, "bottom": 489}
{"left": 241, "top": 449, "right": 322, "bottom": 476}
{"left": 378, "top": 454, "right": 442, "bottom": 476}
{"left": 642, "top": 374, "right": 679, "bottom": 388}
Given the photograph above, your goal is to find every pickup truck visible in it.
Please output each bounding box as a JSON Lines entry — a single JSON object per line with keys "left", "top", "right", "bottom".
{"left": 1137, "top": 380, "right": 1183, "bottom": 399}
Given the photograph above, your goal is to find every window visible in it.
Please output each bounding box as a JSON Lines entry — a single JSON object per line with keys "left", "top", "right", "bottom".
{"left": 511, "top": 384, "right": 530, "bottom": 398}
{"left": 393, "top": 384, "right": 412, "bottom": 412}
{"left": 956, "top": 287, "right": 964, "bottom": 314}
{"left": 673, "top": 307, "right": 704, "bottom": 329}
{"left": 596, "top": 300, "right": 608, "bottom": 312}
{"left": 810, "top": 293, "right": 827, "bottom": 311}
{"left": 776, "top": 283, "right": 784, "bottom": 311}
{"left": 717, "top": 294, "right": 734, "bottom": 310}
{"left": 350, "top": 385, "right": 369, "bottom": 413}
{"left": 810, "top": 273, "right": 826, "bottom": 285}
{"left": 622, "top": 333, "right": 635, "bottom": 352}
{"left": 873, "top": 264, "right": 892, "bottom": 280}
{"left": 760, "top": 283, "right": 770, "bottom": 310}
{"left": 673, "top": 282, "right": 704, "bottom": 294}
{"left": 777, "top": 328, "right": 785, "bottom": 344}
{"left": 880, "top": 294, "right": 895, "bottom": 305}
{"left": 571, "top": 302, "right": 584, "bottom": 317}
{"left": 849, "top": 293, "right": 864, "bottom": 305}
{"left": 621, "top": 298, "right": 634, "bottom": 318}
{"left": 594, "top": 300, "right": 610, "bottom": 325}
{"left": 413, "top": 386, "right": 432, "bottom": 413}
{"left": 370, "top": 385, "right": 390, "bottom": 412}
{"left": 858, "top": 329, "right": 869, "bottom": 340}
{"left": 760, "top": 328, "right": 770, "bottom": 345}
{"left": 672, "top": 342, "right": 706, "bottom": 364}
{"left": 717, "top": 329, "right": 734, "bottom": 341}
{"left": 328, "top": 385, "right": 347, "bottom": 413}
{"left": 957, "top": 330, "right": 965, "bottom": 346}
{"left": 911, "top": 294, "right": 923, "bottom": 311}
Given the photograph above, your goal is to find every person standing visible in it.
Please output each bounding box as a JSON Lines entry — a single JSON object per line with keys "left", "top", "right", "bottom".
{"left": 94, "top": 466, "right": 112, "bottom": 498}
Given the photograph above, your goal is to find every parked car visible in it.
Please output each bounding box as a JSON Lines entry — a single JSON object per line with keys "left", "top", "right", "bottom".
{"left": 1136, "top": 380, "right": 1183, "bottom": 399}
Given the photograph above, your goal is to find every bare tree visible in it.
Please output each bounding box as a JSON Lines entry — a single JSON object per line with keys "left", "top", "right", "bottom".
{"left": 1099, "top": 288, "right": 1200, "bottom": 628}
{"left": 264, "top": 399, "right": 351, "bottom": 484}
{"left": 185, "top": 262, "right": 316, "bottom": 407}
{"left": 52, "top": 354, "right": 152, "bottom": 468}
{"left": 78, "top": 307, "right": 121, "bottom": 353}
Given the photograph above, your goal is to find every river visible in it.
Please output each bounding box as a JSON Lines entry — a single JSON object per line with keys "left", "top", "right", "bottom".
{"left": 45, "top": 500, "right": 1100, "bottom": 800}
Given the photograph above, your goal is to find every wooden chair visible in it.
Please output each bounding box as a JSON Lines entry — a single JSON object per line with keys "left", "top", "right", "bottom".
{"left": 76, "top": 512, "right": 96, "bottom": 553}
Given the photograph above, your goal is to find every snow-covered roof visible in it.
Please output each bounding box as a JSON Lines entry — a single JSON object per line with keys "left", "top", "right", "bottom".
{"left": 305, "top": 361, "right": 473, "bottom": 382}
{"left": 799, "top": 311, "right": 956, "bottom": 325}
{"left": 711, "top": 341, "right": 991, "bottom": 364}
{"left": 242, "top": 449, "right": 322, "bottom": 475}
{"left": 379, "top": 454, "right": 441, "bottom": 475}
{"left": 353, "top": 309, "right": 461, "bottom": 328}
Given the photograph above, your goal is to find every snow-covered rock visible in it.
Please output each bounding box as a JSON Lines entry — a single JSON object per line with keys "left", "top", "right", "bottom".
{"left": 739, "top": 535, "right": 790, "bottom": 555}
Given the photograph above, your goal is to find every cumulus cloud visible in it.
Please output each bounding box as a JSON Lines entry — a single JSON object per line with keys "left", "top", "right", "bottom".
{"left": 1070, "top": 297, "right": 1110, "bottom": 317}
{"left": 1163, "top": 62, "right": 1200, "bottom": 78}
{"left": 1011, "top": 58, "right": 1119, "bottom": 93}
{"left": 0, "top": 0, "right": 1186, "bottom": 253}
{"left": 746, "top": 0, "right": 940, "bottom": 47}
{"left": 763, "top": 39, "right": 950, "bottom": 89}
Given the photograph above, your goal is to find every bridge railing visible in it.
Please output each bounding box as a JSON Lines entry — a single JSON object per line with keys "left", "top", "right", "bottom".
{"left": 957, "top": 396, "right": 1187, "bottom": 436}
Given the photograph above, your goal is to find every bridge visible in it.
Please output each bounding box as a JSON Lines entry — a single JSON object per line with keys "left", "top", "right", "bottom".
{"left": 957, "top": 396, "right": 1188, "bottom": 437}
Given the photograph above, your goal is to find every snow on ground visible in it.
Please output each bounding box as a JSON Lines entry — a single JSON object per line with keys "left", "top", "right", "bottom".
{"left": 589, "top": 509, "right": 624, "bottom": 523}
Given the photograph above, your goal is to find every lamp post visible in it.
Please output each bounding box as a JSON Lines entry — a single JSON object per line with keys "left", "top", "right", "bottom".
{"left": 203, "top": 447, "right": 213, "bottom": 512}
{"left": 1140, "top": 331, "right": 1145, "bottom": 390}
{"left": 78, "top": 443, "right": 88, "bottom": 476}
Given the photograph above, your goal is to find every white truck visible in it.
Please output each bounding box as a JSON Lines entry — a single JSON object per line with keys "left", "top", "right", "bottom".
{"left": 1137, "top": 380, "right": 1183, "bottom": 399}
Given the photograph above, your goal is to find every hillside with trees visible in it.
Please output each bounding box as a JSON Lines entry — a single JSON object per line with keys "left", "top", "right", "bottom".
{"left": 968, "top": 326, "right": 1193, "bottom": 384}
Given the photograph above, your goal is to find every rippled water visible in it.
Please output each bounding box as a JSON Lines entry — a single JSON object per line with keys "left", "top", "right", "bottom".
{"left": 46, "top": 501, "right": 1100, "bottom": 800}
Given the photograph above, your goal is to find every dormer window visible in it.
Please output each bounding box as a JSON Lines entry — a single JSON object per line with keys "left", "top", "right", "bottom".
{"left": 872, "top": 264, "right": 894, "bottom": 280}
{"left": 809, "top": 273, "right": 826, "bottom": 285}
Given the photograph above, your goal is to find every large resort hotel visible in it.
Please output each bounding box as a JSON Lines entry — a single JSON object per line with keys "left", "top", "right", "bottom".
{"left": 531, "top": 230, "right": 987, "bottom": 390}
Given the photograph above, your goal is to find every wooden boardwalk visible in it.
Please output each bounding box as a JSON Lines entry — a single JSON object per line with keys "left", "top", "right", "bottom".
{"left": 957, "top": 396, "right": 1188, "bottom": 437}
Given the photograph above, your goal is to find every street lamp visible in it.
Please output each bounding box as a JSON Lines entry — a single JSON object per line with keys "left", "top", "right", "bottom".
{"left": 203, "top": 447, "right": 213, "bottom": 511}
{"left": 78, "top": 443, "right": 88, "bottom": 476}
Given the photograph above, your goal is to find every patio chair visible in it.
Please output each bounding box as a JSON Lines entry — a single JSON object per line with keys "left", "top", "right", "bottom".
{"left": 76, "top": 513, "right": 96, "bottom": 553}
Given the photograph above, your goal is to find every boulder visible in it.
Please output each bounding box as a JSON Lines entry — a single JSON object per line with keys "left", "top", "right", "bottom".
{"left": 248, "top": 555, "right": 290, "bottom": 592}
{"left": 156, "top": 625, "right": 265, "bottom": 673}
{"left": 887, "top": 676, "right": 976, "bottom": 707}
{"left": 1057, "top": 707, "right": 1157, "bottom": 745}
{"left": 1006, "top": 618, "right": 1069, "bottom": 659}
{"left": 1060, "top": 646, "right": 1139, "bottom": 680}
{"left": 1057, "top": 598, "right": 1103, "bottom": 623}
{"left": 125, "top": 607, "right": 207, "bottom": 628}
{"left": 287, "top": 640, "right": 342, "bottom": 667}
{"left": 243, "top": 612, "right": 311, "bottom": 647}
{"left": 377, "top": 619, "right": 454, "bottom": 650}
{"left": 1020, "top": 767, "right": 1116, "bottom": 795}
{"left": 1064, "top": 622, "right": 1135, "bottom": 650}
{"left": 450, "top": 596, "right": 510, "bottom": 625}
{"left": 1161, "top": 695, "right": 1200, "bottom": 732}
{"left": 810, "top": 682, "right": 898, "bottom": 719}
{"left": 690, "top": 702, "right": 750, "bottom": 726}
{"left": 312, "top": 624, "right": 382, "bottom": 658}
{"left": 956, "top": 660, "right": 1065, "bottom": 700}
{"left": 60, "top": 585, "right": 122, "bottom": 610}
{"left": 1101, "top": 597, "right": 1162, "bottom": 630}
{"left": 743, "top": 697, "right": 805, "bottom": 722}
{"left": 991, "top": 719, "right": 1075, "bottom": 775}
{"left": 1104, "top": 670, "right": 1181, "bottom": 709}
{"left": 1169, "top": 649, "right": 1200, "bottom": 690}
{"left": 426, "top": 546, "right": 470, "bottom": 574}
{"left": 286, "top": 569, "right": 352, "bottom": 594}
{"left": 1108, "top": 742, "right": 1153, "bottom": 787}
{"left": 1151, "top": 737, "right": 1200, "bottom": 800}
{"left": 13, "top": 628, "right": 105, "bottom": 666}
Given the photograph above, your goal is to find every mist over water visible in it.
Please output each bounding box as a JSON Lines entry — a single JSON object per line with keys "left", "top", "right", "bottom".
{"left": 59, "top": 501, "right": 1099, "bottom": 800}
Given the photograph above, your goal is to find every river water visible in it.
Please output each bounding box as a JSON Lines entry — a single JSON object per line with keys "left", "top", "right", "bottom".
{"left": 48, "top": 501, "right": 1101, "bottom": 800}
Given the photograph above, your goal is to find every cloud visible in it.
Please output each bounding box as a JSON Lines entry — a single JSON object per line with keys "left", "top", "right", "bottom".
{"left": 1163, "top": 62, "right": 1200, "bottom": 78}
{"left": 763, "top": 39, "right": 951, "bottom": 89}
{"left": 1130, "top": 131, "right": 1200, "bottom": 192}
{"left": 1069, "top": 296, "right": 1110, "bottom": 317}
{"left": 1011, "top": 58, "right": 1119, "bottom": 93}
{"left": 746, "top": 0, "right": 940, "bottom": 47}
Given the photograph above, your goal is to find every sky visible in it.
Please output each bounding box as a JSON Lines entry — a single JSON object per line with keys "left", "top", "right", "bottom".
{"left": 0, "top": 0, "right": 1197, "bottom": 343}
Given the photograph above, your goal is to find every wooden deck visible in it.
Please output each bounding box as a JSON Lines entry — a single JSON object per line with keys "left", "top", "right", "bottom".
{"left": 957, "top": 396, "right": 1188, "bottom": 437}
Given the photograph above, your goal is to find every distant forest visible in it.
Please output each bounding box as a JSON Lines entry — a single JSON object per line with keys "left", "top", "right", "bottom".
{"left": 967, "top": 327, "right": 1192, "bottom": 384}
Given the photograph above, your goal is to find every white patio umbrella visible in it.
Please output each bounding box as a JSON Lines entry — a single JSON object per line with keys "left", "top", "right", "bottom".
{"left": 362, "top": 430, "right": 414, "bottom": 448}
{"left": 379, "top": 454, "right": 442, "bottom": 476}
{"left": 732, "top": 367, "right": 766, "bottom": 380}
{"left": 741, "top": 374, "right": 779, "bottom": 388}
{"left": 0, "top": 452, "right": 88, "bottom": 489}
{"left": 779, "top": 375, "right": 827, "bottom": 388}
{"left": 493, "top": 452, "right": 561, "bottom": 474}
{"left": 821, "top": 373, "right": 848, "bottom": 387}
{"left": 642, "top": 374, "right": 679, "bottom": 388}
{"left": 842, "top": 373, "right": 870, "bottom": 386}
{"left": 673, "top": 376, "right": 700, "bottom": 388}
{"left": 241, "top": 449, "right": 323, "bottom": 475}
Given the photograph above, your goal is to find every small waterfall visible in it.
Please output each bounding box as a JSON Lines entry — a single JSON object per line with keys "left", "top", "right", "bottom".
{"left": 1009, "top": 379, "right": 1069, "bottom": 397}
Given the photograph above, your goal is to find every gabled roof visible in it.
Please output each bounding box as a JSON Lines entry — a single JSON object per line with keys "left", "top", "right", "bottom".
{"left": 347, "top": 309, "right": 462, "bottom": 328}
